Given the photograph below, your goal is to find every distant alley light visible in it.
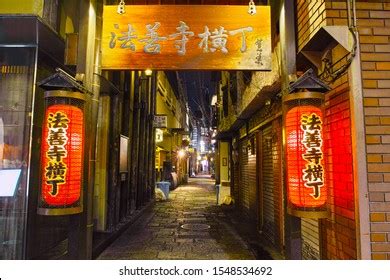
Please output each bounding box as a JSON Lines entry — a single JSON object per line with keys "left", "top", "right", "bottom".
{"left": 178, "top": 149, "right": 186, "bottom": 158}
{"left": 211, "top": 95, "right": 217, "bottom": 106}
{"left": 145, "top": 69, "right": 153, "bottom": 76}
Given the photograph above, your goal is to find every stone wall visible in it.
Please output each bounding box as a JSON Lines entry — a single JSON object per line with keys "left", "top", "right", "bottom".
{"left": 297, "top": 0, "right": 357, "bottom": 259}
{"left": 321, "top": 75, "right": 356, "bottom": 259}
{"left": 297, "top": 0, "right": 327, "bottom": 51}
{"left": 355, "top": 0, "right": 390, "bottom": 260}
{"left": 298, "top": 0, "right": 390, "bottom": 260}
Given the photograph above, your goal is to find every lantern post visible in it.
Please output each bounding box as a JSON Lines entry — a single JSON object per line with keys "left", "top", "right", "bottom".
{"left": 284, "top": 69, "right": 331, "bottom": 219}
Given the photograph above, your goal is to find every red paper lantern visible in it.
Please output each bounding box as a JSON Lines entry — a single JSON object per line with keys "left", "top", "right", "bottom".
{"left": 284, "top": 90, "right": 329, "bottom": 218}
{"left": 286, "top": 105, "right": 327, "bottom": 206}
{"left": 38, "top": 91, "right": 85, "bottom": 215}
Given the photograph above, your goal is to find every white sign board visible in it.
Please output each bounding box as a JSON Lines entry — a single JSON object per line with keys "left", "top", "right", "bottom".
{"left": 154, "top": 115, "right": 168, "bottom": 128}
{"left": 0, "top": 169, "right": 21, "bottom": 197}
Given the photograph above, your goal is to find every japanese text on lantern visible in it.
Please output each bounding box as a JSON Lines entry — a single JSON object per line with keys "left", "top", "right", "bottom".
{"left": 301, "top": 113, "right": 324, "bottom": 200}
{"left": 40, "top": 104, "right": 84, "bottom": 210}
{"left": 44, "top": 111, "right": 69, "bottom": 197}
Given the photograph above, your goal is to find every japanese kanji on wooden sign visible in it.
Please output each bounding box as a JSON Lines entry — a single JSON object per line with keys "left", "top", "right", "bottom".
{"left": 102, "top": 5, "right": 271, "bottom": 70}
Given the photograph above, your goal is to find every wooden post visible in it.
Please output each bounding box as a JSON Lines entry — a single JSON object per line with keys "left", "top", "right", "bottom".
{"left": 150, "top": 73, "right": 157, "bottom": 199}
{"left": 280, "top": 0, "right": 302, "bottom": 259}
{"left": 136, "top": 72, "right": 146, "bottom": 208}
{"left": 127, "top": 71, "right": 136, "bottom": 214}
{"left": 107, "top": 72, "right": 121, "bottom": 230}
{"left": 132, "top": 72, "right": 141, "bottom": 209}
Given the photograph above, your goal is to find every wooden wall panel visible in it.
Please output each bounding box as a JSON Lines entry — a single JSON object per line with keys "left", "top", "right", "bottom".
{"left": 248, "top": 137, "right": 257, "bottom": 218}
{"left": 272, "top": 118, "right": 283, "bottom": 250}
{"left": 261, "top": 124, "right": 276, "bottom": 245}
{"left": 239, "top": 139, "right": 250, "bottom": 216}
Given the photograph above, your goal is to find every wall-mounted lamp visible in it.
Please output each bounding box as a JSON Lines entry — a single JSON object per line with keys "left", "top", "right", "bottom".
{"left": 144, "top": 69, "right": 153, "bottom": 76}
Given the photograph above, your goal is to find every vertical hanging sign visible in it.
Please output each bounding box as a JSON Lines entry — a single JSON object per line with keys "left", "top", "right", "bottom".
{"left": 284, "top": 93, "right": 328, "bottom": 218}
{"left": 38, "top": 91, "right": 85, "bottom": 215}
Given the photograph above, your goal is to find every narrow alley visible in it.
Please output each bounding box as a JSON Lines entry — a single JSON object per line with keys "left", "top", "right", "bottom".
{"left": 3, "top": 0, "right": 390, "bottom": 264}
{"left": 98, "top": 176, "right": 258, "bottom": 260}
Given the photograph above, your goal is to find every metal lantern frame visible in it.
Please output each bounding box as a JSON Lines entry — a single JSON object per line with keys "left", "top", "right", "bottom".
{"left": 283, "top": 69, "right": 331, "bottom": 219}
{"left": 37, "top": 90, "right": 86, "bottom": 216}
{"left": 36, "top": 68, "right": 90, "bottom": 216}
{"left": 284, "top": 91, "right": 329, "bottom": 219}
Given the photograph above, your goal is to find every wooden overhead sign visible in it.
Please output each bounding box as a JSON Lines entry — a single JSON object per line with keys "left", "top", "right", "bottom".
{"left": 102, "top": 5, "right": 271, "bottom": 70}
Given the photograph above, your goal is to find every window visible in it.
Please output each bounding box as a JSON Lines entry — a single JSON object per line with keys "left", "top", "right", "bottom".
{"left": 0, "top": 47, "right": 36, "bottom": 259}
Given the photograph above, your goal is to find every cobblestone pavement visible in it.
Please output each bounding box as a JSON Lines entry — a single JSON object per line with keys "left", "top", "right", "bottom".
{"left": 98, "top": 177, "right": 256, "bottom": 260}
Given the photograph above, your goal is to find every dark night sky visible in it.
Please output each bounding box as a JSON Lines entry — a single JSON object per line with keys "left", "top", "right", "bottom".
{"left": 165, "top": 71, "right": 219, "bottom": 127}
{"left": 181, "top": 71, "right": 219, "bottom": 127}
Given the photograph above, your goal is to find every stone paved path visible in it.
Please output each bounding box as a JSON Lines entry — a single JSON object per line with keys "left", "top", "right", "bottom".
{"left": 98, "top": 177, "right": 256, "bottom": 260}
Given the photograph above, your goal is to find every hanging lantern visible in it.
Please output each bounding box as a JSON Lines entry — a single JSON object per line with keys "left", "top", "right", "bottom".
{"left": 38, "top": 90, "right": 86, "bottom": 215}
{"left": 284, "top": 91, "right": 328, "bottom": 218}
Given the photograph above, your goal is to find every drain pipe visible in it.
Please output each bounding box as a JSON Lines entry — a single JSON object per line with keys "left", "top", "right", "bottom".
{"left": 347, "top": 0, "right": 352, "bottom": 28}
{"left": 352, "top": 0, "right": 358, "bottom": 28}
{"left": 347, "top": 0, "right": 371, "bottom": 260}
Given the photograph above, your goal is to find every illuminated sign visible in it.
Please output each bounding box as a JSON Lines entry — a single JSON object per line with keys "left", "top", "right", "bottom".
{"left": 301, "top": 112, "right": 324, "bottom": 200}
{"left": 102, "top": 5, "right": 271, "bottom": 70}
{"left": 156, "top": 129, "right": 164, "bottom": 143}
{"left": 154, "top": 115, "right": 168, "bottom": 128}
{"left": 286, "top": 106, "right": 327, "bottom": 209}
{"left": 40, "top": 104, "right": 84, "bottom": 207}
{"left": 0, "top": 169, "right": 21, "bottom": 197}
{"left": 120, "top": 135, "right": 129, "bottom": 173}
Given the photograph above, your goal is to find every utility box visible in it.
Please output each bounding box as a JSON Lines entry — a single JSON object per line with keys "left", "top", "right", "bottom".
{"left": 217, "top": 181, "right": 231, "bottom": 205}
{"left": 156, "top": 181, "right": 170, "bottom": 200}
